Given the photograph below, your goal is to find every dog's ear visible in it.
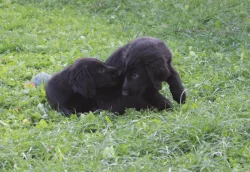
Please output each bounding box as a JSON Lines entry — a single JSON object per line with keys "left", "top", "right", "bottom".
{"left": 69, "top": 67, "right": 96, "bottom": 98}
{"left": 146, "top": 65, "right": 170, "bottom": 90}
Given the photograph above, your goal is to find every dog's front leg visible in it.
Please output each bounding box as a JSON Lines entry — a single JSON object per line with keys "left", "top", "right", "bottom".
{"left": 166, "top": 66, "right": 186, "bottom": 104}
{"left": 143, "top": 87, "right": 173, "bottom": 110}
{"left": 59, "top": 107, "right": 71, "bottom": 117}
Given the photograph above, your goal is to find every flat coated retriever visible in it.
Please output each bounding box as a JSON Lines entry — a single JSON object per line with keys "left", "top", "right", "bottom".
{"left": 105, "top": 36, "right": 186, "bottom": 111}
{"left": 94, "top": 87, "right": 150, "bottom": 114}
{"left": 45, "top": 58, "right": 120, "bottom": 116}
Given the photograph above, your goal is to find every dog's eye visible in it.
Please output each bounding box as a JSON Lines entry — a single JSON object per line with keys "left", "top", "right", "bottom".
{"left": 99, "top": 67, "right": 106, "bottom": 74}
{"left": 132, "top": 73, "right": 139, "bottom": 79}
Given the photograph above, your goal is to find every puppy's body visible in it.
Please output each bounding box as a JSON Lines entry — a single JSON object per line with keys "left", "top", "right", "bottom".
{"left": 106, "top": 37, "right": 186, "bottom": 111}
{"left": 46, "top": 68, "right": 96, "bottom": 115}
{"left": 46, "top": 58, "right": 118, "bottom": 116}
{"left": 95, "top": 86, "right": 150, "bottom": 114}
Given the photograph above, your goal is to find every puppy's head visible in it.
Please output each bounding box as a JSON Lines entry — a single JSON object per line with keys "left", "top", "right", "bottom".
{"left": 69, "top": 58, "right": 120, "bottom": 98}
{"left": 122, "top": 64, "right": 170, "bottom": 96}
{"left": 122, "top": 66, "right": 151, "bottom": 96}
{"left": 122, "top": 37, "right": 171, "bottom": 96}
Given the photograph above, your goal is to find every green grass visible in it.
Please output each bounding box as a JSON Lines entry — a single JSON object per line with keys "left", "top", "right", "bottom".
{"left": 1, "top": 0, "right": 250, "bottom": 171}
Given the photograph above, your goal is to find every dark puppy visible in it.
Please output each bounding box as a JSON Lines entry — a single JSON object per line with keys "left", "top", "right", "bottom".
{"left": 46, "top": 58, "right": 119, "bottom": 116}
{"left": 106, "top": 37, "right": 186, "bottom": 110}
{"left": 94, "top": 86, "right": 150, "bottom": 114}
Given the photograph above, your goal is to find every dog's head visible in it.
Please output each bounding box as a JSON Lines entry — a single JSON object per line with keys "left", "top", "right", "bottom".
{"left": 69, "top": 58, "right": 120, "bottom": 98}
{"left": 122, "top": 37, "right": 171, "bottom": 96}
{"left": 122, "top": 64, "right": 170, "bottom": 96}
{"left": 122, "top": 66, "right": 150, "bottom": 96}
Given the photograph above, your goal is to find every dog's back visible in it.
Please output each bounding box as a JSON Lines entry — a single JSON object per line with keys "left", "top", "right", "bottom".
{"left": 45, "top": 69, "right": 72, "bottom": 112}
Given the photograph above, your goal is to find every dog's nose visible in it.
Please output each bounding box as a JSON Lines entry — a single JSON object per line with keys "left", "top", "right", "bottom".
{"left": 117, "top": 70, "right": 122, "bottom": 76}
{"left": 112, "top": 70, "right": 122, "bottom": 78}
{"left": 112, "top": 71, "right": 118, "bottom": 78}
{"left": 122, "top": 89, "right": 129, "bottom": 96}
{"left": 107, "top": 66, "right": 120, "bottom": 77}
{"left": 122, "top": 85, "right": 129, "bottom": 96}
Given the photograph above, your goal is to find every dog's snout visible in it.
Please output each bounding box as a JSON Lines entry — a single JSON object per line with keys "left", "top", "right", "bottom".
{"left": 107, "top": 66, "right": 116, "bottom": 72}
{"left": 106, "top": 66, "right": 118, "bottom": 77}
{"left": 109, "top": 68, "right": 121, "bottom": 79}
{"left": 122, "top": 80, "right": 129, "bottom": 96}
{"left": 116, "top": 69, "right": 122, "bottom": 76}
{"left": 122, "top": 88, "right": 129, "bottom": 96}
{"left": 111, "top": 70, "right": 117, "bottom": 78}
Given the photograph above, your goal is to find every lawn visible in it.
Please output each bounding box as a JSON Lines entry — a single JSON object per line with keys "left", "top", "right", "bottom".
{"left": 0, "top": 0, "right": 250, "bottom": 171}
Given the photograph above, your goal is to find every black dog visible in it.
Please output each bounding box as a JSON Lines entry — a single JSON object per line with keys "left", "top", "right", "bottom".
{"left": 45, "top": 58, "right": 119, "bottom": 116}
{"left": 94, "top": 86, "right": 150, "bottom": 114}
{"left": 106, "top": 37, "right": 186, "bottom": 111}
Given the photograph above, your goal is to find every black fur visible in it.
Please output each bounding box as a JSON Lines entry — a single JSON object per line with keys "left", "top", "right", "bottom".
{"left": 106, "top": 37, "right": 186, "bottom": 110}
{"left": 94, "top": 86, "right": 150, "bottom": 114}
{"left": 45, "top": 58, "right": 119, "bottom": 116}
